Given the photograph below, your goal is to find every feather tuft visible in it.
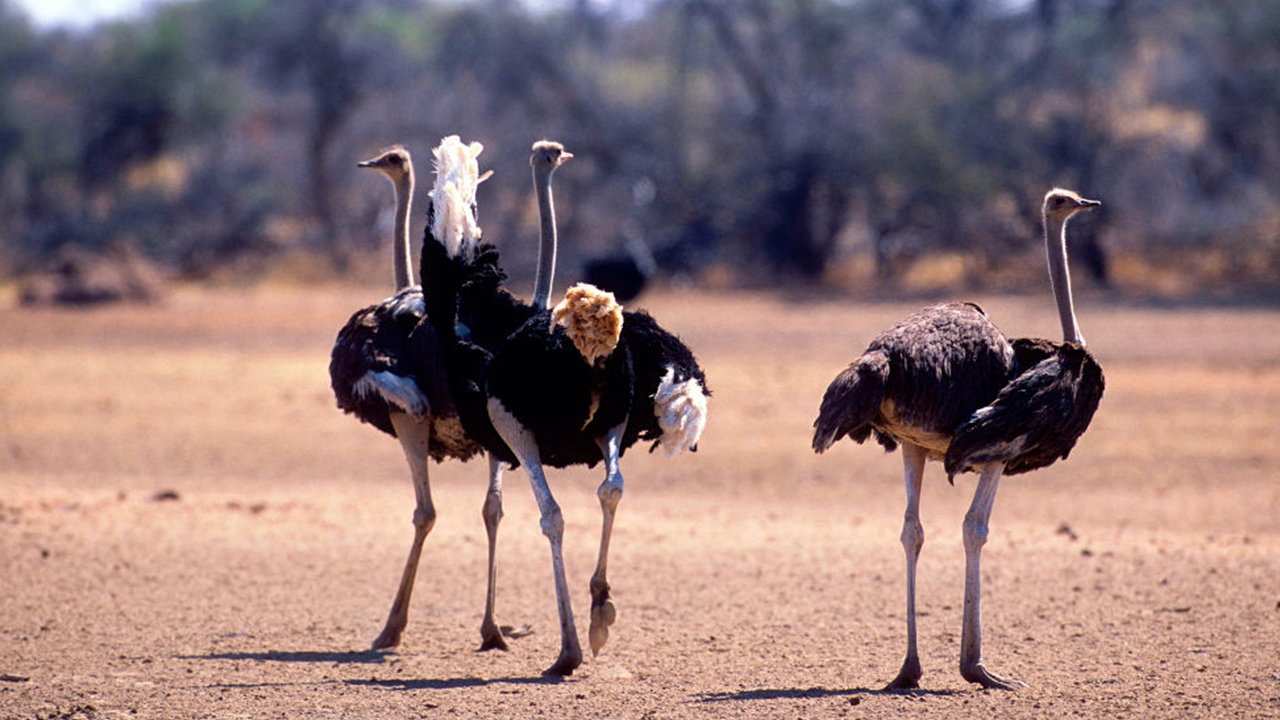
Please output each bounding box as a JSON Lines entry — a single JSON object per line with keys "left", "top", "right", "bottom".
{"left": 429, "top": 135, "right": 488, "bottom": 258}
{"left": 550, "top": 283, "right": 624, "bottom": 365}
{"left": 652, "top": 366, "right": 708, "bottom": 456}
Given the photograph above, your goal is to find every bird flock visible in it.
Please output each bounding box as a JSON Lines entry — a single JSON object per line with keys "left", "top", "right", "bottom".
{"left": 329, "top": 135, "right": 1104, "bottom": 687}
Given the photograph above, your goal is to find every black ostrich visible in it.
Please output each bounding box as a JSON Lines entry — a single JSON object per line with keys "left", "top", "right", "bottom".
{"left": 419, "top": 143, "right": 709, "bottom": 677}
{"left": 812, "top": 188, "right": 1106, "bottom": 690}
{"left": 329, "top": 139, "right": 510, "bottom": 651}
{"left": 582, "top": 223, "right": 657, "bottom": 303}
{"left": 362, "top": 139, "right": 572, "bottom": 651}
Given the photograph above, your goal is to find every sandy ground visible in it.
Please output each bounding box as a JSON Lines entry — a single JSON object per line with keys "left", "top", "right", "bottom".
{"left": 2, "top": 285, "right": 1279, "bottom": 719}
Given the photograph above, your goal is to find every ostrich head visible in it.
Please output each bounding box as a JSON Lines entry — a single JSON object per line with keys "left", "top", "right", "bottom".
{"left": 1042, "top": 188, "right": 1101, "bottom": 222}
{"left": 530, "top": 140, "right": 573, "bottom": 173}
{"left": 1041, "top": 187, "right": 1100, "bottom": 346}
{"left": 358, "top": 145, "right": 413, "bottom": 183}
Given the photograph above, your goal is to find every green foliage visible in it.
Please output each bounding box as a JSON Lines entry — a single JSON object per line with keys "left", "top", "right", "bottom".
{"left": 1, "top": 0, "right": 1277, "bottom": 290}
{"left": 76, "top": 16, "right": 194, "bottom": 188}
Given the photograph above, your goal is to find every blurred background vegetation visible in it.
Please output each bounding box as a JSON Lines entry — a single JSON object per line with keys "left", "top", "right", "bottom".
{"left": 1, "top": 0, "right": 1278, "bottom": 300}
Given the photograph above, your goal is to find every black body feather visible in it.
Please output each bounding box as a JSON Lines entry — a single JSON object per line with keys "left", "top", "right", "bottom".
{"left": 330, "top": 289, "right": 441, "bottom": 431}
{"left": 420, "top": 237, "right": 709, "bottom": 470}
{"left": 485, "top": 306, "right": 709, "bottom": 468}
{"left": 619, "top": 310, "right": 709, "bottom": 451}
{"left": 416, "top": 239, "right": 536, "bottom": 466}
{"left": 329, "top": 284, "right": 480, "bottom": 462}
{"left": 487, "top": 313, "right": 636, "bottom": 468}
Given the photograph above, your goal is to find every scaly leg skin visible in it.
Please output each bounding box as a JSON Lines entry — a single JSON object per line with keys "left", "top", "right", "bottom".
{"left": 588, "top": 423, "right": 626, "bottom": 656}
{"left": 959, "top": 462, "right": 1027, "bottom": 690}
{"left": 886, "top": 443, "right": 927, "bottom": 690}
{"left": 372, "top": 414, "right": 436, "bottom": 651}
{"left": 479, "top": 454, "right": 509, "bottom": 651}
{"left": 489, "top": 399, "right": 582, "bottom": 676}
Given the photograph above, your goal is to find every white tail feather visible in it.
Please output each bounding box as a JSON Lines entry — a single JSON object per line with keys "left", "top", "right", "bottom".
{"left": 653, "top": 366, "right": 707, "bottom": 457}
{"left": 430, "top": 135, "right": 487, "bottom": 258}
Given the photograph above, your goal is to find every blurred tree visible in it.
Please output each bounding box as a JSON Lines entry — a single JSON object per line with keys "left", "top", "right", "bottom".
{"left": 76, "top": 17, "right": 193, "bottom": 190}
{"left": 0, "top": 1, "right": 34, "bottom": 173}
{"left": 0, "top": 0, "right": 1276, "bottom": 292}
{"left": 260, "top": 0, "right": 375, "bottom": 262}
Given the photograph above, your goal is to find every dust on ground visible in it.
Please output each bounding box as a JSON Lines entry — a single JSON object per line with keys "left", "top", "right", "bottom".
{"left": 2, "top": 286, "right": 1279, "bottom": 719}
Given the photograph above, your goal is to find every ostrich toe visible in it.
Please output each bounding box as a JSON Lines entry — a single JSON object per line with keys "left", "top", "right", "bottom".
{"left": 960, "top": 661, "right": 1028, "bottom": 691}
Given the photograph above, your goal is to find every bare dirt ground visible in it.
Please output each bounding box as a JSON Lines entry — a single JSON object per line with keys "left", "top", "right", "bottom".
{"left": 2, "top": 285, "right": 1279, "bottom": 719}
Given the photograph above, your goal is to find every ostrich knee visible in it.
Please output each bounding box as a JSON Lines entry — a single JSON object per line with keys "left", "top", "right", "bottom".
{"left": 597, "top": 475, "right": 623, "bottom": 513}
{"left": 482, "top": 489, "right": 503, "bottom": 532}
{"left": 540, "top": 503, "right": 565, "bottom": 541}
{"left": 901, "top": 514, "right": 923, "bottom": 558}
{"left": 962, "top": 509, "right": 989, "bottom": 554}
{"left": 413, "top": 504, "right": 437, "bottom": 534}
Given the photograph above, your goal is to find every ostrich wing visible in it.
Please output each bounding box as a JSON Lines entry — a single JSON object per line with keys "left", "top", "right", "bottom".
{"left": 331, "top": 287, "right": 433, "bottom": 436}
{"left": 618, "top": 310, "right": 710, "bottom": 455}
{"left": 414, "top": 240, "right": 526, "bottom": 468}
{"left": 944, "top": 340, "right": 1104, "bottom": 480}
{"left": 813, "top": 303, "right": 1015, "bottom": 455}
{"left": 812, "top": 350, "right": 891, "bottom": 453}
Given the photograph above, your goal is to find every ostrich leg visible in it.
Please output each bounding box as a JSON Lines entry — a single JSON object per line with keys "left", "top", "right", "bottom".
{"left": 887, "top": 443, "right": 927, "bottom": 689}
{"left": 588, "top": 422, "right": 626, "bottom": 655}
{"left": 488, "top": 399, "right": 583, "bottom": 676}
{"left": 959, "top": 461, "right": 1026, "bottom": 690}
{"left": 479, "top": 454, "right": 509, "bottom": 650}
{"left": 372, "top": 413, "right": 437, "bottom": 650}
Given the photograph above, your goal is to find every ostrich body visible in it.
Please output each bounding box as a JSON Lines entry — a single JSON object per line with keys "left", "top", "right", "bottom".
{"left": 812, "top": 188, "right": 1105, "bottom": 690}
{"left": 331, "top": 140, "right": 519, "bottom": 652}
{"left": 421, "top": 142, "right": 709, "bottom": 676}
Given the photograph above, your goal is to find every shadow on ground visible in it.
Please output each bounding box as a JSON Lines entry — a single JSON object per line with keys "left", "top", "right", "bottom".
{"left": 348, "top": 675, "right": 566, "bottom": 691}
{"left": 695, "top": 685, "right": 965, "bottom": 702}
{"left": 184, "top": 650, "right": 389, "bottom": 665}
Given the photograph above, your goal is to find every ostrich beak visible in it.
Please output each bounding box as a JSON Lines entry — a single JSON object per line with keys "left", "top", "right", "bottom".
{"left": 1078, "top": 197, "right": 1101, "bottom": 209}
{"left": 558, "top": 151, "right": 574, "bottom": 166}
{"left": 357, "top": 159, "right": 380, "bottom": 169}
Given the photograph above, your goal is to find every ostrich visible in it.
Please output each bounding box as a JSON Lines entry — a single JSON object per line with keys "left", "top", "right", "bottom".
{"left": 812, "top": 188, "right": 1106, "bottom": 690}
{"left": 582, "top": 222, "right": 658, "bottom": 303}
{"left": 420, "top": 143, "right": 709, "bottom": 677}
{"left": 330, "top": 139, "right": 516, "bottom": 651}
{"left": 365, "top": 139, "right": 573, "bottom": 651}
{"left": 453, "top": 139, "right": 575, "bottom": 650}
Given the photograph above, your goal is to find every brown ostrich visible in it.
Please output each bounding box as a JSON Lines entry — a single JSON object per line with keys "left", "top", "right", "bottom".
{"left": 813, "top": 188, "right": 1106, "bottom": 690}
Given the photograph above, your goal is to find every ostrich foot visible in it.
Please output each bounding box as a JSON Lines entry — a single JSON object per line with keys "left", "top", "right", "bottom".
{"left": 543, "top": 648, "right": 583, "bottom": 677}
{"left": 960, "top": 661, "right": 1028, "bottom": 690}
{"left": 371, "top": 609, "right": 404, "bottom": 650}
{"left": 588, "top": 578, "right": 617, "bottom": 655}
{"left": 884, "top": 655, "right": 922, "bottom": 690}
{"left": 370, "top": 621, "right": 404, "bottom": 651}
{"left": 478, "top": 619, "right": 509, "bottom": 652}
{"left": 588, "top": 598, "right": 617, "bottom": 656}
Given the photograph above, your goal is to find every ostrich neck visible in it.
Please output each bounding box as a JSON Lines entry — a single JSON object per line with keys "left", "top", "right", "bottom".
{"left": 531, "top": 167, "right": 558, "bottom": 310}
{"left": 1044, "top": 213, "right": 1084, "bottom": 345}
{"left": 392, "top": 174, "right": 415, "bottom": 290}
